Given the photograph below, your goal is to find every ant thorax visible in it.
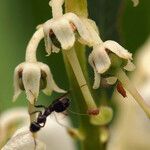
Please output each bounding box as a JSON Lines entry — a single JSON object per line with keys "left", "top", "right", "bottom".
{"left": 52, "top": 97, "right": 70, "bottom": 113}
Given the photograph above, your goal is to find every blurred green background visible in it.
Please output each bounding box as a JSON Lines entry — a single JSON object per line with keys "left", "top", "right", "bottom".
{"left": 0, "top": 0, "right": 150, "bottom": 113}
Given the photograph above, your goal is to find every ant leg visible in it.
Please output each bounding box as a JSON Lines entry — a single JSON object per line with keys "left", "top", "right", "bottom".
{"left": 62, "top": 110, "right": 68, "bottom": 116}
{"left": 30, "top": 111, "right": 42, "bottom": 116}
{"left": 34, "top": 104, "right": 46, "bottom": 109}
{"left": 53, "top": 113, "right": 68, "bottom": 128}
{"left": 56, "top": 91, "right": 70, "bottom": 100}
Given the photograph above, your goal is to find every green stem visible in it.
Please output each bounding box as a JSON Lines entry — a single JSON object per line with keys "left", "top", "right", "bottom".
{"left": 64, "top": 47, "right": 97, "bottom": 109}
{"left": 117, "top": 69, "right": 150, "bottom": 118}
{"left": 64, "top": 0, "right": 103, "bottom": 149}
{"left": 62, "top": 48, "right": 102, "bottom": 150}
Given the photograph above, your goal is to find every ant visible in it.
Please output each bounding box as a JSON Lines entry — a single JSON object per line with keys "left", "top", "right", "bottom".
{"left": 30, "top": 93, "right": 70, "bottom": 133}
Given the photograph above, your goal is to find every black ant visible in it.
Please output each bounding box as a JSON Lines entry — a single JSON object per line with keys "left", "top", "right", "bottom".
{"left": 30, "top": 93, "right": 70, "bottom": 133}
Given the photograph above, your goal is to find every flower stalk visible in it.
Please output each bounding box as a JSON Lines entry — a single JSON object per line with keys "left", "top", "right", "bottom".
{"left": 64, "top": 47, "right": 97, "bottom": 109}
{"left": 65, "top": 0, "right": 88, "bottom": 17}
{"left": 25, "top": 27, "right": 44, "bottom": 63}
{"left": 50, "top": 0, "right": 64, "bottom": 18}
{"left": 64, "top": 0, "right": 104, "bottom": 149}
{"left": 117, "top": 69, "right": 150, "bottom": 118}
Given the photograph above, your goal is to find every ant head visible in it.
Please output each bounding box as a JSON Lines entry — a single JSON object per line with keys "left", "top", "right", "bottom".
{"left": 52, "top": 97, "right": 70, "bottom": 113}
{"left": 37, "top": 115, "right": 46, "bottom": 124}
{"left": 30, "top": 122, "right": 41, "bottom": 133}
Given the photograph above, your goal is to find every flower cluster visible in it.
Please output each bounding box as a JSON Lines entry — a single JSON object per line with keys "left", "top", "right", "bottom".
{"left": 41, "top": 0, "right": 137, "bottom": 126}
{"left": 12, "top": 0, "right": 135, "bottom": 121}
{"left": 10, "top": 1, "right": 150, "bottom": 150}
{"left": 41, "top": 0, "right": 135, "bottom": 90}
{"left": 13, "top": 0, "right": 137, "bottom": 126}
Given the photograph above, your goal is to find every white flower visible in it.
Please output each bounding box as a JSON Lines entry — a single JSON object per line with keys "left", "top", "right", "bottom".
{"left": 1, "top": 108, "right": 75, "bottom": 150}
{"left": 0, "top": 108, "right": 29, "bottom": 147}
{"left": 108, "top": 39, "right": 150, "bottom": 150}
{"left": 42, "top": 0, "right": 102, "bottom": 55}
{"left": 43, "top": 13, "right": 102, "bottom": 55}
{"left": 88, "top": 40, "right": 135, "bottom": 89}
{"left": 13, "top": 62, "right": 66, "bottom": 104}
{"left": 2, "top": 127, "right": 46, "bottom": 150}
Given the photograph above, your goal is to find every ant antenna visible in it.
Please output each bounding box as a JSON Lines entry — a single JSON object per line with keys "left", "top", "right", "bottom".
{"left": 29, "top": 90, "right": 37, "bottom": 103}
{"left": 67, "top": 109, "right": 88, "bottom": 116}
{"left": 57, "top": 91, "right": 70, "bottom": 99}
{"left": 32, "top": 133, "right": 37, "bottom": 150}
{"left": 33, "top": 138, "right": 36, "bottom": 150}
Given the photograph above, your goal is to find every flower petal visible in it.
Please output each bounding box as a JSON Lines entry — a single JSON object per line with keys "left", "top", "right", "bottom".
{"left": 13, "top": 63, "right": 24, "bottom": 102}
{"left": 124, "top": 59, "right": 136, "bottom": 71}
{"left": 103, "top": 40, "right": 133, "bottom": 60}
{"left": 64, "top": 13, "right": 93, "bottom": 46}
{"left": 52, "top": 43, "right": 60, "bottom": 53}
{"left": 81, "top": 18, "right": 102, "bottom": 45}
{"left": 89, "top": 45, "right": 111, "bottom": 74}
{"left": 105, "top": 76, "right": 117, "bottom": 85}
{"left": 51, "top": 18, "right": 75, "bottom": 50}
{"left": 38, "top": 62, "right": 66, "bottom": 95}
{"left": 43, "top": 19, "right": 54, "bottom": 55}
{"left": 22, "top": 63, "right": 41, "bottom": 104}
{"left": 2, "top": 127, "right": 46, "bottom": 150}
{"left": 44, "top": 36, "right": 52, "bottom": 56}
{"left": 88, "top": 53, "right": 101, "bottom": 89}
{"left": 0, "top": 108, "right": 28, "bottom": 145}
{"left": 93, "top": 68, "right": 101, "bottom": 89}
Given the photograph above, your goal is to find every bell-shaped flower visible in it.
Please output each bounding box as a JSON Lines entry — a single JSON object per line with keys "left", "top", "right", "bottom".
{"left": 43, "top": 13, "right": 102, "bottom": 55}
{"left": 88, "top": 40, "right": 135, "bottom": 89}
{"left": 13, "top": 62, "right": 66, "bottom": 104}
